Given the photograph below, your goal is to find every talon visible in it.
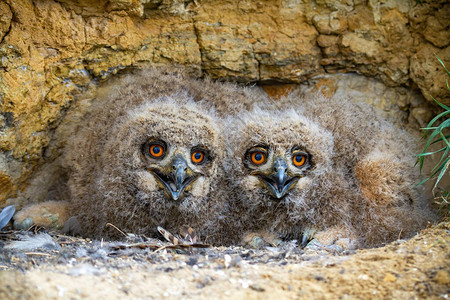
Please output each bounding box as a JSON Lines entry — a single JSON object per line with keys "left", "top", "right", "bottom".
{"left": 326, "top": 244, "right": 344, "bottom": 253}
{"left": 304, "top": 238, "right": 346, "bottom": 253}
{"left": 301, "top": 227, "right": 318, "bottom": 248}
{"left": 304, "top": 238, "right": 321, "bottom": 250}
{"left": 301, "top": 234, "right": 309, "bottom": 248}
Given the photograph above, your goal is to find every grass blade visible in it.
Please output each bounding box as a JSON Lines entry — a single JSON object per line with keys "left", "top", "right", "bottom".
{"left": 433, "top": 158, "right": 450, "bottom": 191}
{"left": 436, "top": 55, "right": 450, "bottom": 77}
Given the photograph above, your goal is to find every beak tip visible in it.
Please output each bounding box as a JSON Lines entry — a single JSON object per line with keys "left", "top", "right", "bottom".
{"left": 170, "top": 190, "right": 181, "bottom": 201}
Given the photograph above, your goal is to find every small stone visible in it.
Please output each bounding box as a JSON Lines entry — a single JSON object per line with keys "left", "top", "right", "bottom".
{"left": 249, "top": 284, "right": 265, "bottom": 292}
{"left": 411, "top": 107, "right": 433, "bottom": 128}
{"left": 224, "top": 254, "right": 232, "bottom": 268}
{"left": 317, "top": 35, "right": 339, "bottom": 48}
{"left": 186, "top": 256, "right": 198, "bottom": 266}
{"left": 384, "top": 273, "right": 397, "bottom": 282}
{"left": 312, "top": 13, "right": 347, "bottom": 34}
{"left": 433, "top": 270, "right": 450, "bottom": 285}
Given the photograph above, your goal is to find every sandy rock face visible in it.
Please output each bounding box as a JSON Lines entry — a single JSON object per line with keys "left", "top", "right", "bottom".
{"left": 0, "top": 0, "right": 449, "bottom": 205}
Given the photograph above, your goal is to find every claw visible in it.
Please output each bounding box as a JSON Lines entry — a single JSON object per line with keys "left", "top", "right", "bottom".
{"left": 304, "top": 238, "right": 323, "bottom": 251}
{"left": 301, "top": 227, "right": 318, "bottom": 248}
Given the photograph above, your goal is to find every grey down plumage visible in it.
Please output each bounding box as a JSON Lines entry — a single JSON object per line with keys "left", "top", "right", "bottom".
{"left": 223, "top": 92, "right": 435, "bottom": 248}
{"left": 59, "top": 68, "right": 271, "bottom": 243}
{"left": 14, "top": 67, "right": 434, "bottom": 248}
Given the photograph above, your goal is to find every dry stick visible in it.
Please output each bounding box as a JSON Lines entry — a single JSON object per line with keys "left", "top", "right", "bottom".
{"left": 31, "top": 225, "right": 47, "bottom": 234}
{"left": 154, "top": 245, "right": 171, "bottom": 253}
{"left": 25, "top": 252, "right": 51, "bottom": 256}
{"left": 310, "top": 241, "right": 340, "bottom": 255}
{"left": 105, "top": 223, "right": 128, "bottom": 238}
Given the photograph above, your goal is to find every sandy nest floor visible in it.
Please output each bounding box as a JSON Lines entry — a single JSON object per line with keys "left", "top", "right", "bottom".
{"left": 0, "top": 222, "right": 449, "bottom": 299}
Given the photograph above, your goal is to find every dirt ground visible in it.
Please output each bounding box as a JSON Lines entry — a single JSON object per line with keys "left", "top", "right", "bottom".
{"left": 0, "top": 222, "right": 449, "bottom": 300}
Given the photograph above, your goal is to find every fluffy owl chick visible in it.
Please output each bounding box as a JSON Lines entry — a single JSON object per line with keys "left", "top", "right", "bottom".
{"left": 224, "top": 107, "right": 356, "bottom": 248}
{"left": 62, "top": 95, "right": 226, "bottom": 241}
{"left": 225, "top": 94, "right": 434, "bottom": 249}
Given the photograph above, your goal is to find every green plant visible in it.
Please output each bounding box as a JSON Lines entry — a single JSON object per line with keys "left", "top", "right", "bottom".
{"left": 416, "top": 56, "right": 450, "bottom": 218}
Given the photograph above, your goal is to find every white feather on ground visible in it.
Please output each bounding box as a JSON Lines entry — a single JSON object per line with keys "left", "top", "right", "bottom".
{"left": 4, "top": 233, "right": 61, "bottom": 251}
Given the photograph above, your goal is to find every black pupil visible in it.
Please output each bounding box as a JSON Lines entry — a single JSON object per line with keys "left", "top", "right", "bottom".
{"left": 194, "top": 152, "right": 202, "bottom": 160}
{"left": 255, "top": 153, "right": 262, "bottom": 161}
{"left": 153, "top": 146, "right": 161, "bottom": 154}
{"left": 295, "top": 155, "right": 303, "bottom": 162}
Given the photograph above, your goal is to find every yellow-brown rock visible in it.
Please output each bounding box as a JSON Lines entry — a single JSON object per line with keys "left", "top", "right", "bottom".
{"left": 0, "top": 0, "right": 448, "bottom": 205}
{"left": 410, "top": 45, "right": 450, "bottom": 105}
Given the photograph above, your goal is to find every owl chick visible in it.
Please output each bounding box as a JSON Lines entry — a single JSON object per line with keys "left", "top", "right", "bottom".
{"left": 224, "top": 93, "right": 434, "bottom": 249}
{"left": 64, "top": 97, "right": 227, "bottom": 241}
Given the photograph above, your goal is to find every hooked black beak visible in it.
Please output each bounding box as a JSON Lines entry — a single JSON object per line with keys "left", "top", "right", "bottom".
{"left": 151, "top": 155, "right": 198, "bottom": 201}
{"left": 258, "top": 157, "right": 299, "bottom": 199}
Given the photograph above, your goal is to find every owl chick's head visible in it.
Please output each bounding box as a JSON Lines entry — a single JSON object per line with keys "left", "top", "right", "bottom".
{"left": 94, "top": 95, "right": 224, "bottom": 215}
{"left": 225, "top": 107, "right": 335, "bottom": 215}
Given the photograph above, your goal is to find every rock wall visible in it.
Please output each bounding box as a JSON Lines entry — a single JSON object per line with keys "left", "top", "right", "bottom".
{"left": 0, "top": 0, "right": 449, "bottom": 205}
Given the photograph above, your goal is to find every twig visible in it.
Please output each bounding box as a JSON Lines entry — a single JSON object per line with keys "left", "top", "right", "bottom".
{"left": 111, "top": 242, "right": 210, "bottom": 252}
{"left": 154, "top": 245, "right": 170, "bottom": 252}
{"left": 25, "top": 252, "right": 51, "bottom": 256}
{"left": 105, "top": 223, "right": 128, "bottom": 237}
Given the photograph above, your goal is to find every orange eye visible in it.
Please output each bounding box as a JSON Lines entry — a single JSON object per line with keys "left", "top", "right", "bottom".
{"left": 149, "top": 144, "right": 164, "bottom": 158}
{"left": 293, "top": 154, "right": 306, "bottom": 167}
{"left": 251, "top": 152, "right": 266, "bottom": 165}
{"left": 191, "top": 151, "right": 205, "bottom": 164}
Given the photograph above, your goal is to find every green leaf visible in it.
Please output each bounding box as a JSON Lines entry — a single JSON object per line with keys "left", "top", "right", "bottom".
{"left": 415, "top": 146, "right": 447, "bottom": 157}
{"left": 433, "top": 158, "right": 450, "bottom": 190}
{"left": 436, "top": 55, "right": 450, "bottom": 77}
{"left": 417, "top": 177, "right": 430, "bottom": 186}
{"left": 429, "top": 158, "right": 448, "bottom": 178}
{"left": 429, "top": 132, "right": 450, "bottom": 173}
{"left": 424, "top": 110, "right": 450, "bottom": 129}
{"left": 439, "top": 118, "right": 450, "bottom": 129}
{"left": 440, "top": 131, "right": 450, "bottom": 148}
{"left": 432, "top": 96, "right": 450, "bottom": 111}
{"left": 416, "top": 156, "right": 424, "bottom": 173}
{"left": 431, "top": 134, "right": 450, "bottom": 145}
{"left": 422, "top": 128, "right": 442, "bottom": 155}
{"left": 431, "top": 147, "right": 449, "bottom": 173}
